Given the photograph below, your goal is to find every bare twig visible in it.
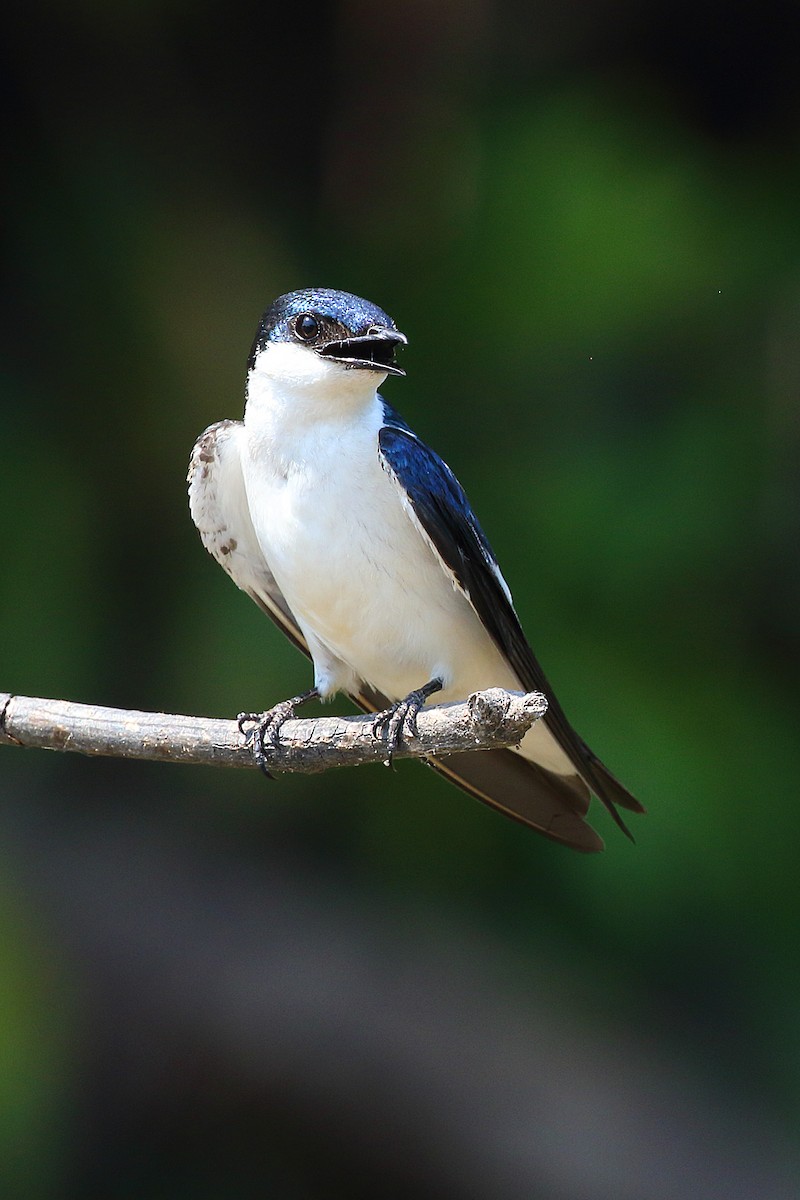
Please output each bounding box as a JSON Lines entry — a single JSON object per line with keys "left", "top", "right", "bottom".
{"left": 0, "top": 689, "right": 547, "bottom": 773}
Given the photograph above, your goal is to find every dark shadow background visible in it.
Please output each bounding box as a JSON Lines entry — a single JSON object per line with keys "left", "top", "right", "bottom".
{"left": 2, "top": 2, "right": 800, "bottom": 1196}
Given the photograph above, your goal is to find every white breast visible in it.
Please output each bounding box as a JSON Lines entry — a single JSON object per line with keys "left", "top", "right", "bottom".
{"left": 241, "top": 371, "right": 514, "bottom": 703}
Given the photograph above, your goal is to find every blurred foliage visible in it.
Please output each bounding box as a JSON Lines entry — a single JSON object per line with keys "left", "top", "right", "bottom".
{"left": 2, "top": 0, "right": 800, "bottom": 1193}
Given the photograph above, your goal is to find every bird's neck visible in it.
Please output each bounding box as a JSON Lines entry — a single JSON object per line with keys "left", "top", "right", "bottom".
{"left": 243, "top": 370, "right": 384, "bottom": 476}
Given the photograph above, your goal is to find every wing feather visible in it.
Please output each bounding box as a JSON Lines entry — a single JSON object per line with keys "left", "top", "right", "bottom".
{"left": 377, "top": 406, "right": 643, "bottom": 838}
{"left": 188, "top": 420, "right": 388, "bottom": 711}
{"left": 188, "top": 420, "right": 308, "bottom": 655}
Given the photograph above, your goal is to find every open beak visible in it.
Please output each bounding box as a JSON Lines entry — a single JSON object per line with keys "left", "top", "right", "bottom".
{"left": 318, "top": 327, "right": 407, "bottom": 376}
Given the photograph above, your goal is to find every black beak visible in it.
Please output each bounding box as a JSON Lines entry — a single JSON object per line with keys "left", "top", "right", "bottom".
{"left": 318, "top": 326, "right": 407, "bottom": 376}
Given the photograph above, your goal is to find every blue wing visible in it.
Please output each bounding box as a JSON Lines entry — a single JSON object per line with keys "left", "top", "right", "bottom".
{"left": 378, "top": 402, "right": 643, "bottom": 839}
{"left": 379, "top": 403, "right": 537, "bottom": 687}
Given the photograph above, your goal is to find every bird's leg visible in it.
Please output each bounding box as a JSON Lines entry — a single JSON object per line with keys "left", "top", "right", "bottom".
{"left": 372, "top": 677, "right": 444, "bottom": 765}
{"left": 238, "top": 688, "right": 320, "bottom": 777}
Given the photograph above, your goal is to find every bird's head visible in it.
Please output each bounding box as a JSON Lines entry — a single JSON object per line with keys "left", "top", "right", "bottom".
{"left": 247, "top": 289, "right": 407, "bottom": 410}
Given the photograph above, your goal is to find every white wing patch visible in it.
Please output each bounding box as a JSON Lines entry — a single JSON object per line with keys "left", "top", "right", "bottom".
{"left": 483, "top": 540, "right": 513, "bottom": 606}
{"left": 187, "top": 420, "right": 307, "bottom": 652}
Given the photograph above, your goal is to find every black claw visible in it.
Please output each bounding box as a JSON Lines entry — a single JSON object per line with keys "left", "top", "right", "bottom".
{"left": 372, "top": 678, "right": 444, "bottom": 766}
{"left": 237, "top": 710, "right": 276, "bottom": 778}
{"left": 254, "top": 744, "right": 275, "bottom": 780}
{"left": 237, "top": 711, "right": 259, "bottom": 736}
{"left": 236, "top": 689, "right": 319, "bottom": 778}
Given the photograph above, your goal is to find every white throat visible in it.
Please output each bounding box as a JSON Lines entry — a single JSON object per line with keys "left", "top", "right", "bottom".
{"left": 246, "top": 341, "right": 385, "bottom": 419}
{"left": 244, "top": 341, "right": 386, "bottom": 472}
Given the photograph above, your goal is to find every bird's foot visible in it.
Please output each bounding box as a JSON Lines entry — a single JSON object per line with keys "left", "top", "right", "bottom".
{"left": 371, "top": 677, "right": 443, "bottom": 766}
{"left": 238, "top": 688, "right": 319, "bottom": 777}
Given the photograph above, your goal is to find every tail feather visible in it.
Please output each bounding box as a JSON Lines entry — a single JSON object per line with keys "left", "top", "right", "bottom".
{"left": 583, "top": 752, "right": 646, "bottom": 815}
{"left": 428, "top": 749, "right": 606, "bottom": 853}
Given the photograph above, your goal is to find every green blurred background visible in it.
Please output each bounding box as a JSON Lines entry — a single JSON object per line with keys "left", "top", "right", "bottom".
{"left": 2, "top": 2, "right": 799, "bottom": 1196}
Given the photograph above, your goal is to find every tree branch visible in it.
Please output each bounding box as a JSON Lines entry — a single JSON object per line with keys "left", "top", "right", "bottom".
{"left": 0, "top": 688, "right": 547, "bottom": 773}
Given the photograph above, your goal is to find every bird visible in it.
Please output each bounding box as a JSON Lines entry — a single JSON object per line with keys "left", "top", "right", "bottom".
{"left": 188, "top": 287, "right": 644, "bottom": 852}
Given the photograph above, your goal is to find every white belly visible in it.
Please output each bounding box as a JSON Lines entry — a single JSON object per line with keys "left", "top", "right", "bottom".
{"left": 241, "top": 411, "right": 515, "bottom": 702}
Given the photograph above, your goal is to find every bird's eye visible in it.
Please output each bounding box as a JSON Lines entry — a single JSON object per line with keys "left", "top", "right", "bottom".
{"left": 294, "top": 313, "right": 320, "bottom": 342}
